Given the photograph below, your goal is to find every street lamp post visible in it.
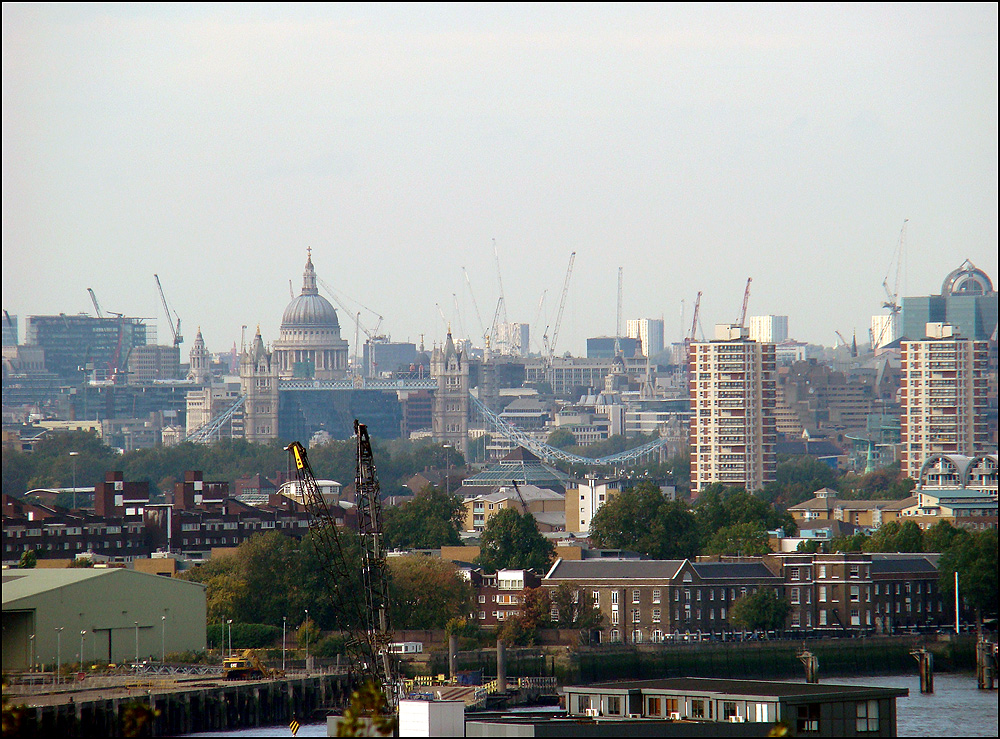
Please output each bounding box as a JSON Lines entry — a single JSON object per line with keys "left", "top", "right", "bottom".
{"left": 69, "top": 451, "right": 79, "bottom": 509}
{"left": 80, "top": 630, "right": 87, "bottom": 668}
{"left": 29, "top": 634, "right": 35, "bottom": 673}
{"left": 134, "top": 622, "right": 139, "bottom": 666}
{"left": 161, "top": 615, "right": 166, "bottom": 663}
{"left": 55, "top": 627, "right": 64, "bottom": 685}
{"left": 282, "top": 616, "right": 287, "bottom": 674}
{"left": 227, "top": 619, "right": 233, "bottom": 658}
{"left": 443, "top": 444, "right": 452, "bottom": 495}
{"left": 304, "top": 609, "right": 309, "bottom": 671}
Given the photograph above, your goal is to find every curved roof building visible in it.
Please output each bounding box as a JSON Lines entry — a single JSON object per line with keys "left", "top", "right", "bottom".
{"left": 272, "top": 250, "right": 350, "bottom": 380}
{"left": 902, "top": 260, "right": 998, "bottom": 341}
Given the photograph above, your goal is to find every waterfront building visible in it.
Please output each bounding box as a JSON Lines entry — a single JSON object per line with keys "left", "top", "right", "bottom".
{"left": 461, "top": 484, "right": 565, "bottom": 533}
{"left": 562, "top": 677, "right": 906, "bottom": 735}
{"left": 689, "top": 325, "right": 776, "bottom": 494}
{"left": 566, "top": 477, "right": 625, "bottom": 535}
{"left": 899, "top": 322, "right": 989, "bottom": 479}
{"left": 1, "top": 568, "right": 207, "bottom": 670}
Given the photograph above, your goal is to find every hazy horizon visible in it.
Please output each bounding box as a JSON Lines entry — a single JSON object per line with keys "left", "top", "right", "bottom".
{"left": 3, "top": 4, "right": 997, "bottom": 358}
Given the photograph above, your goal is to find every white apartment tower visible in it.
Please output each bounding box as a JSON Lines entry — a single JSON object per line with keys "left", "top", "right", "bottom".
{"left": 747, "top": 315, "right": 789, "bottom": 344}
{"left": 689, "top": 325, "right": 777, "bottom": 494}
{"left": 626, "top": 318, "right": 665, "bottom": 358}
{"left": 900, "top": 323, "right": 989, "bottom": 480}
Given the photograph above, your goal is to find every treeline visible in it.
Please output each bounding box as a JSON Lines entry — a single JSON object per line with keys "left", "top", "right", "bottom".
{"left": 2, "top": 429, "right": 464, "bottom": 499}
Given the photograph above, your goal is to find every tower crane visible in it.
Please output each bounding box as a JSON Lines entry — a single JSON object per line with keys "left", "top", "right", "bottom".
{"left": 542, "top": 251, "right": 576, "bottom": 362}
{"left": 614, "top": 266, "right": 623, "bottom": 357}
{"left": 737, "top": 277, "right": 752, "bottom": 328}
{"left": 286, "top": 420, "right": 395, "bottom": 702}
{"left": 154, "top": 274, "right": 183, "bottom": 347}
{"left": 87, "top": 288, "right": 104, "bottom": 319}
{"left": 462, "top": 267, "right": 488, "bottom": 344}
{"left": 492, "top": 238, "right": 509, "bottom": 354}
{"left": 873, "top": 220, "right": 908, "bottom": 350}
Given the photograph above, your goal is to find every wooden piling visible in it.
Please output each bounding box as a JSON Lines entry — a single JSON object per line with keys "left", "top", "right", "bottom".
{"left": 911, "top": 648, "right": 933, "bottom": 693}
{"left": 798, "top": 649, "right": 819, "bottom": 683}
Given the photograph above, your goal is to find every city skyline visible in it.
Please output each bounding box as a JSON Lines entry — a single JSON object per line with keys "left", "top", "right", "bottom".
{"left": 3, "top": 4, "right": 997, "bottom": 356}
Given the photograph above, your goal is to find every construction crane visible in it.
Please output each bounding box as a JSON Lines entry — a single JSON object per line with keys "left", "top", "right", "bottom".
{"left": 285, "top": 421, "right": 394, "bottom": 701}
{"left": 542, "top": 251, "right": 576, "bottom": 362}
{"left": 87, "top": 288, "right": 104, "bottom": 319}
{"left": 614, "top": 266, "right": 623, "bottom": 357}
{"left": 737, "top": 277, "right": 752, "bottom": 328}
{"left": 492, "top": 238, "right": 509, "bottom": 353}
{"left": 154, "top": 274, "right": 183, "bottom": 347}
{"left": 872, "top": 220, "right": 908, "bottom": 350}
{"left": 462, "top": 266, "right": 488, "bottom": 343}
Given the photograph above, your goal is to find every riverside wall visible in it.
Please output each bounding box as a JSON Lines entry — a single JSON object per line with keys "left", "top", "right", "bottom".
{"left": 12, "top": 673, "right": 352, "bottom": 738}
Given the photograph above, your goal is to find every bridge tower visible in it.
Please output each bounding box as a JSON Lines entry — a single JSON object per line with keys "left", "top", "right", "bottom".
{"left": 431, "top": 330, "right": 469, "bottom": 460}
{"left": 240, "top": 327, "right": 279, "bottom": 442}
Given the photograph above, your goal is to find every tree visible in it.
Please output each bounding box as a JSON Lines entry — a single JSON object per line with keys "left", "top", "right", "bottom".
{"left": 729, "top": 589, "right": 791, "bottom": 632}
{"left": 475, "top": 509, "right": 555, "bottom": 572}
{"left": 938, "top": 530, "right": 998, "bottom": 627}
{"left": 589, "top": 483, "right": 699, "bottom": 559}
{"left": 549, "top": 583, "right": 603, "bottom": 630}
{"left": 546, "top": 428, "right": 576, "bottom": 450}
{"left": 18, "top": 549, "right": 37, "bottom": 569}
{"left": 923, "top": 520, "right": 968, "bottom": 553}
{"left": 829, "top": 532, "right": 868, "bottom": 553}
{"left": 694, "top": 484, "right": 795, "bottom": 547}
{"left": 386, "top": 556, "right": 474, "bottom": 630}
{"left": 382, "top": 486, "right": 464, "bottom": 550}
{"left": 864, "top": 521, "right": 924, "bottom": 553}
{"left": 705, "top": 523, "right": 771, "bottom": 556}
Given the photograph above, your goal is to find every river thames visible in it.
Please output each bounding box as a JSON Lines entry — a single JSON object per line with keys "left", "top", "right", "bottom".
{"left": 188, "top": 673, "right": 998, "bottom": 737}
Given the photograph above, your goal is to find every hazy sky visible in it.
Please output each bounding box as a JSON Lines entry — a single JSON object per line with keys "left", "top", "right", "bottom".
{"left": 3, "top": 4, "right": 997, "bottom": 358}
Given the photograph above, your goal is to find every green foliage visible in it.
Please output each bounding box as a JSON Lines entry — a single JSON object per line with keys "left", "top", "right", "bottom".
{"left": 864, "top": 520, "right": 924, "bottom": 553}
{"left": 589, "top": 482, "right": 699, "bottom": 559}
{"left": 796, "top": 539, "right": 822, "bottom": 554}
{"left": 296, "top": 619, "right": 321, "bottom": 650}
{"left": 180, "top": 530, "right": 363, "bottom": 630}
{"left": 68, "top": 557, "right": 94, "bottom": 568}
{"left": 546, "top": 428, "right": 577, "bottom": 450}
{"left": 704, "top": 523, "right": 771, "bottom": 556}
{"left": 206, "top": 623, "right": 281, "bottom": 650}
{"left": 314, "top": 634, "right": 348, "bottom": 658}
{"left": 837, "top": 464, "right": 915, "bottom": 501}
{"left": 828, "top": 532, "right": 869, "bottom": 553}
{"left": 760, "top": 456, "right": 840, "bottom": 508}
{"left": 382, "top": 487, "right": 464, "bottom": 550}
{"left": 923, "top": 520, "right": 967, "bottom": 553}
{"left": 334, "top": 681, "right": 397, "bottom": 737}
{"left": 17, "top": 549, "right": 37, "bottom": 569}
{"left": 938, "top": 530, "right": 998, "bottom": 621}
{"left": 729, "top": 589, "right": 791, "bottom": 631}
{"left": 475, "top": 508, "right": 555, "bottom": 572}
{"left": 695, "top": 484, "right": 796, "bottom": 545}
{"left": 387, "top": 556, "right": 474, "bottom": 629}
{"left": 550, "top": 583, "right": 603, "bottom": 630}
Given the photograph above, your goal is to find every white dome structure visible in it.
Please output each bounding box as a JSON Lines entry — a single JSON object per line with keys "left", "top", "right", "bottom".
{"left": 272, "top": 250, "right": 349, "bottom": 380}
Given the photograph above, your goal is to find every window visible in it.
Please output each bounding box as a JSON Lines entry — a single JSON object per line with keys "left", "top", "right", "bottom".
{"left": 819, "top": 586, "right": 827, "bottom": 603}
{"left": 606, "top": 696, "right": 621, "bottom": 715}
{"left": 633, "top": 589, "right": 641, "bottom": 603}
{"left": 791, "top": 587, "right": 800, "bottom": 605}
{"left": 797, "top": 704, "right": 820, "bottom": 733}
{"left": 592, "top": 591, "right": 600, "bottom": 605}
{"left": 653, "top": 589, "right": 661, "bottom": 603}
{"left": 850, "top": 565, "right": 860, "bottom": 578}
{"left": 790, "top": 567, "right": 800, "bottom": 580}
{"left": 851, "top": 586, "right": 860, "bottom": 602}
{"left": 819, "top": 565, "right": 827, "bottom": 579}
{"left": 690, "top": 700, "right": 706, "bottom": 719}
{"left": 647, "top": 697, "right": 662, "bottom": 716}
{"left": 632, "top": 609, "right": 641, "bottom": 623}
{"left": 856, "top": 700, "right": 879, "bottom": 732}
{"left": 612, "top": 611, "right": 619, "bottom": 625}
{"left": 819, "top": 610, "right": 827, "bottom": 626}
{"left": 723, "top": 701, "right": 738, "bottom": 720}
{"left": 576, "top": 695, "right": 592, "bottom": 713}
{"left": 612, "top": 591, "right": 619, "bottom": 605}
{"left": 653, "top": 608, "right": 661, "bottom": 623}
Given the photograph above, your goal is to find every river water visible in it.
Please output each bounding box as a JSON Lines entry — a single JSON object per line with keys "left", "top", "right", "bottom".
{"left": 187, "top": 673, "right": 997, "bottom": 737}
